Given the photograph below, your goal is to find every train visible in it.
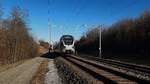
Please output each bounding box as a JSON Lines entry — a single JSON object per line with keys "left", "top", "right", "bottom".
{"left": 59, "top": 35, "right": 75, "bottom": 54}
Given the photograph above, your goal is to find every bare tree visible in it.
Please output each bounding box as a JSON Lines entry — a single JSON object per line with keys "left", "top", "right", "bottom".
{"left": 0, "top": 6, "right": 39, "bottom": 65}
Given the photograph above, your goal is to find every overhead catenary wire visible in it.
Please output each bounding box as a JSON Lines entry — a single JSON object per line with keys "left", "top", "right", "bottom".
{"left": 70, "top": 0, "right": 88, "bottom": 35}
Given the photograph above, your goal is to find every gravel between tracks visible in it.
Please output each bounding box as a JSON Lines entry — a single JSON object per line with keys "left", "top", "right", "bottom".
{"left": 45, "top": 59, "right": 62, "bottom": 84}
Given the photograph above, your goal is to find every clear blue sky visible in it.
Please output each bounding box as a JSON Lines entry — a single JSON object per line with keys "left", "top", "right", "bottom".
{"left": 0, "top": 0, "right": 150, "bottom": 42}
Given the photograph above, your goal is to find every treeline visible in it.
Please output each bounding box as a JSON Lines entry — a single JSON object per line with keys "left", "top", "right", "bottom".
{"left": 76, "top": 11, "right": 150, "bottom": 58}
{"left": 39, "top": 40, "right": 49, "bottom": 49}
{"left": 0, "top": 7, "right": 38, "bottom": 65}
{"left": 76, "top": 27, "right": 99, "bottom": 56}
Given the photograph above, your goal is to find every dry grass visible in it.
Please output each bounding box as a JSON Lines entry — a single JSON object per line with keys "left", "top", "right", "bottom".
{"left": 30, "top": 59, "right": 49, "bottom": 84}
{"left": 38, "top": 46, "right": 49, "bottom": 56}
{"left": 0, "top": 59, "right": 28, "bottom": 73}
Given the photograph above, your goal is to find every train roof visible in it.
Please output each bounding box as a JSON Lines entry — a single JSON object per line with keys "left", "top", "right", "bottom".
{"left": 60, "top": 35, "right": 74, "bottom": 40}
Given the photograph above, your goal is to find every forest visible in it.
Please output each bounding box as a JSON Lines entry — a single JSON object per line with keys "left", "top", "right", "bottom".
{"left": 76, "top": 11, "right": 150, "bottom": 59}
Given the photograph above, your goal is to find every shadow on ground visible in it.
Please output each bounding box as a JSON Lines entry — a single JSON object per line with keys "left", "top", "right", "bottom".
{"left": 41, "top": 51, "right": 60, "bottom": 59}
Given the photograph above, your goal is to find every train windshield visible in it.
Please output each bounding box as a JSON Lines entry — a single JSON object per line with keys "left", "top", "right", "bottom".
{"left": 63, "top": 37, "right": 73, "bottom": 45}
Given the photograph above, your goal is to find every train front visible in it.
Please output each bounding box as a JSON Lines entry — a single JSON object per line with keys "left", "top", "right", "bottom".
{"left": 60, "top": 35, "right": 75, "bottom": 54}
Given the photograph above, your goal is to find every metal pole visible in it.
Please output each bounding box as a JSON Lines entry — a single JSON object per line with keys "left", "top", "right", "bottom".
{"left": 48, "top": 0, "right": 51, "bottom": 52}
{"left": 99, "top": 25, "right": 102, "bottom": 58}
{"left": 49, "top": 22, "right": 51, "bottom": 46}
{"left": 48, "top": 21, "right": 51, "bottom": 52}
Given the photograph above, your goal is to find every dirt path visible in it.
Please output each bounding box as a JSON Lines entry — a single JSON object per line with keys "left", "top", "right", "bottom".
{"left": 0, "top": 57, "right": 47, "bottom": 84}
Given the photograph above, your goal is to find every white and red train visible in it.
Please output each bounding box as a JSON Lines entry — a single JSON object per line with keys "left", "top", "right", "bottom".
{"left": 59, "top": 35, "right": 75, "bottom": 54}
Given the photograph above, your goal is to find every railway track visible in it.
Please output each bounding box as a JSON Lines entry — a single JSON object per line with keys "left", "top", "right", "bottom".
{"left": 61, "top": 54, "right": 150, "bottom": 84}
{"left": 77, "top": 55, "right": 150, "bottom": 80}
{"left": 79, "top": 55, "right": 150, "bottom": 73}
